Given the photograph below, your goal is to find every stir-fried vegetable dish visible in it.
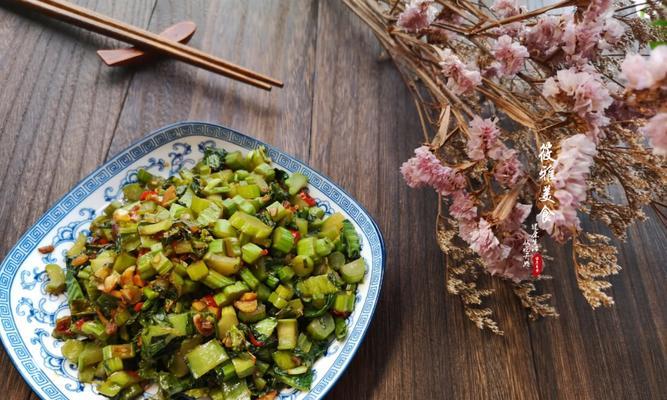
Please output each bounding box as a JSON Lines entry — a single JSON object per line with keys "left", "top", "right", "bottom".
{"left": 48, "top": 146, "right": 366, "bottom": 400}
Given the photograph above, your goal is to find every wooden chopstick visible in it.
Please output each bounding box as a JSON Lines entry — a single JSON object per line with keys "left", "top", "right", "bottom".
{"left": 16, "top": 0, "right": 279, "bottom": 91}
{"left": 41, "top": 0, "right": 284, "bottom": 88}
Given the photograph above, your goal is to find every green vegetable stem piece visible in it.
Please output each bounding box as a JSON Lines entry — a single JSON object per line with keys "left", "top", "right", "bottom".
{"left": 277, "top": 319, "right": 298, "bottom": 350}
{"left": 272, "top": 227, "right": 294, "bottom": 254}
{"left": 286, "top": 173, "right": 308, "bottom": 196}
{"left": 340, "top": 258, "right": 366, "bottom": 283}
{"left": 45, "top": 264, "right": 65, "bottom": 294}
{"left": 307, "top": 314, "right": 335, "bottom": 340}
{"left": 186, "top": 340, "right": 229, "bottom": 379}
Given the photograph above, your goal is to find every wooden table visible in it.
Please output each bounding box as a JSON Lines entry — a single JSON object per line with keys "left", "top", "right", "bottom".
{"left": 0, "top": 1, "right": 664, "bottom": 399}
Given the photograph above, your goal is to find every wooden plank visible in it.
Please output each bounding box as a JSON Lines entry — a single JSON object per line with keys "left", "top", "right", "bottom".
{"left": 0, "top": 1, "right": 156, "bottom": 399}
{"left": 108, "top": 0, "right": 319, "bottom": 162}
{"left": 528, "top": 214, "right": 666, "bottom": 400}
{"left": 0, "top": 1, "right": 664, "bottom": 399}
{"left": 310, "top": 2, "right": 539, "bottom": 399}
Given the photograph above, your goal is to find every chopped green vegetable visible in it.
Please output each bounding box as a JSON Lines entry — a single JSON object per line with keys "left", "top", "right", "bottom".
{"left": 340, "top": 258, "right": 366, "bottom": 283}
{"left": 54, "top": 146, "right": 366, "bottom": 398}
{"left": 286, "top": 172, "right": 308, "bottom": 195}
{"left": 45, "top": 264, "right": 65, "bottom": 294}
{"left": 272, "top": 226, "right": 294, "bottom": 253}
{"left": 341, "top": 220, "right": 361, "bottom": 259}
{"left": 186, "top": 339, "right": 229, "bottom": 379}
{"left": 277, "top": 319, "right": 298, "bottom": 350}
{"left": 307, "top": 314, "right": 335, "bottom": 340}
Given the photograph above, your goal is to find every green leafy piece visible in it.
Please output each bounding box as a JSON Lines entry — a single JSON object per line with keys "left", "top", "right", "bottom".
{"left": 65, "top": 270, "right": 88, "bottom": 314}
{"left": 203, "top": 146, "right": 228, "bottom": 172}
{"left": 341, "top": 220, "right": 361, "bottom": 259}
{"left": 272, "top": 367, "right": 314, "bottom": 391}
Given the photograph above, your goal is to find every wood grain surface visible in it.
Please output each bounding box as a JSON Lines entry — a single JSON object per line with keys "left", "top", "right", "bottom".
{"left": 0, "top": 1, "right": 664, "bottom": 399}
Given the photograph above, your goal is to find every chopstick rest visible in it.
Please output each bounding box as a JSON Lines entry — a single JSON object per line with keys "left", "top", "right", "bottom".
{"left": 97, "top": 21, "right": 197, "bottom": 67}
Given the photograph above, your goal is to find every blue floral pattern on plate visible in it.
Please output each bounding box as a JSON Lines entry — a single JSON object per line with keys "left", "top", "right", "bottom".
{"left": 0, "top": 122, "right": 385, "bottom": 400}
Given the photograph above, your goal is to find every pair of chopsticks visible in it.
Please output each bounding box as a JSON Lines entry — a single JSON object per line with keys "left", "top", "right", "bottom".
{"left": 16, "top": 0, "right": 283, "bottom": 91}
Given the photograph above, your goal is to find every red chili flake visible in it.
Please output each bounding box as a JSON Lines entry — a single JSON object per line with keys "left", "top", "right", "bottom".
{"left": 55, "top": 316, "right": 72, "bottom": 334}
{"left": 290, "top": 230, "right": 301, "bottom": 241}
{"left": 248, "top": 331, "right": 265, "bottom": 347}
{"left": 260, "top": 249, "right": 269, "bottom": 256}
{"left": 74, "top": 318, "right": 87, "bottom": 331}
{"left": 38, "top": 245, "right": 55, "bottom": 254}
{"left": 94, "top": 237, "right": 109, "bottom": 245}
{"left": 127, "top": 370, "right": 141, "bottom": 380}
{"left": 298, "top": 191, "right": 317, "bottom": 207}
{"left": 139, "top": 190, "right": 157, "bottom": 201}
{"left": 137, "top": 248, "right": 149, "bottom": 257}
{"left": 531, "top": 253, "right": 544, "bottom": 277}
{"left": 331, "top": 310, "right": 350, "bottom": 318}
{"left": 134, "top": 302, "right": 144, "bottom": 312}
{"left": 203, "top": 294, "right": 217, "bottom": 308}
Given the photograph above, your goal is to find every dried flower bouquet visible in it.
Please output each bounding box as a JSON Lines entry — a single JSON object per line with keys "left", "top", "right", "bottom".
{"left": 344, "top": 0, "right": 666, "bottom": 334}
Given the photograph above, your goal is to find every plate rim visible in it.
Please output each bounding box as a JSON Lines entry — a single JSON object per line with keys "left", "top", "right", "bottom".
{"left": 0, "top": 121, "right": 385, "bottom": 400}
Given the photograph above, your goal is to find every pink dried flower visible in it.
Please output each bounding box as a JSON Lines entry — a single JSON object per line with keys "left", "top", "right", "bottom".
{"left": 560, "top": 15, "right": 577, "bottom": 58}
{"left": 492, "top": 35, "right": 529, "bottom": 77}
{"left": 621, "top": 46, "right": 667, "bottom": 91}
{"left": 500, "top": 203, "right": 532, "bottom": 232}
{"left": 400, "top": 146, "right": 466, "bottom": 195}
{"left": 494, "top": 149, "right": 524, "bottom": 187}
{"left": 542, "top": 68, "right": 613, "bottom": 141}
{"left": 438, "top": 49, "right": 482, "bottom": 96}
{"left": 641, "top": 113, "right": 667, "bottom": 157}
{"left": 491, "top": 0, "right": 520, "bottom": 18}
{"left": 468, "top": 218, "right": 511, "bottom": 266}
{"left": 552, "top": 134, "right": 597, "bottom": 203}
{"left": 450, "top": 190, "right": 477, "bottom": 221}
{"left": 540, "top": 190, "right": 581, "bottom": 242}
{"left": 457, "top": 218, "right": 478, "bottom": 244}
{"left": 600, "top": 18, "right": 625, "bottom": 49}
{"left": 397, "top": 0, "right": 437, "bottom": 32}
{"left": 466, "top": 116, "right": 505, "bottom": 160}
{"left": 487, "top": 230, "right": 532, "bottom": 282}
{"left": 524, "top": 15, "right": 563, "bottom": 58}
{"left": 558, "top": 7, "right": 620, "bottom": 65}
{"left": 582, "top": 0, "right": 612, "bottom": 23}
{"left": 539, "top": 134, "right": 597, "bottom": 241}
{"left": 570, "top": 20, "right": 604, "bottom": 63}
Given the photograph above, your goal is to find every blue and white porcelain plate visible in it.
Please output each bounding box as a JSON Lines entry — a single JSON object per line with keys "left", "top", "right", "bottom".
{"left": 0, "top": 122, "right": 385, "bottom": 400}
